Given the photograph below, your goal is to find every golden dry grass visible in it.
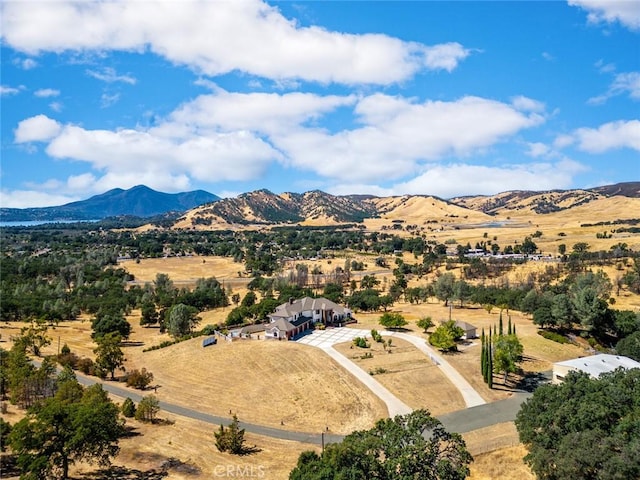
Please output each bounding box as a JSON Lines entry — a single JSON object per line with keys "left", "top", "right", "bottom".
{"left": 333, "top": 337, "right": 465, "bottom": 415}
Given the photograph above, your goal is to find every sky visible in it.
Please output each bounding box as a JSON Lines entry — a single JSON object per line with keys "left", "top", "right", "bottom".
{"left": 1, "top": 0, "right": 639, "bottom": 208}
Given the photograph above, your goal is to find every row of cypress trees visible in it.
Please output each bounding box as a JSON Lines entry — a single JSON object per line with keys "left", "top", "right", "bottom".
{"left": 481, "top": 311, "right": 516, "bottom": 389}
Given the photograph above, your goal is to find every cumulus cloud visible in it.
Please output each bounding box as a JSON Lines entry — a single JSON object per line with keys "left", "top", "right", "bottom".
{"left": 387, "top": 160, "right": 588, "bottom": 198}
{"left": 568, "top": 0, "right": 640, "bottom": 31}
{"left": 34, "top": 88, "right": 60, "bottom": 98}
{"left": 14, "top": 115, "right": 62, "bottom": 143}
{"left": 570, "top": 120, "right": 640, "bottom": 153}
{"left": 1, "top": 0, "right": 471, "bottom": 84}
{"left": 1, "top": 85, "right": 21, "bottom": 96}
{"left": 11, "top": 89, "right": 548, "bottom": 195}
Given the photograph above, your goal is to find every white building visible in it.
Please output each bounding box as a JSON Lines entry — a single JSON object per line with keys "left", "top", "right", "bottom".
{"left": 552, "top": 354, "right": 640, "bottom": 384}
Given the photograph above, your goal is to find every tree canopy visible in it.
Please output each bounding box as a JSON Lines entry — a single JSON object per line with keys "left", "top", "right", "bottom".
{"left": 289, "top": 409, "right": 472, "bottom": 480}
{"left": 8, "top": 380, "right": 123, "bottom": 480}
{"left": 515, "top": 368, "right": 640, "bottom": 480}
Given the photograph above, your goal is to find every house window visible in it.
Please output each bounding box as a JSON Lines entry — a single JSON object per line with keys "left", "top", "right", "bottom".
{"left": 274, "top": 331, "right": 278, "bottom": 338}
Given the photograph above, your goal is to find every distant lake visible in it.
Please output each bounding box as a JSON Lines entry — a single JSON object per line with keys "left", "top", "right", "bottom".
{"left": 0, "top": 220, "right": 98, "bottom": 227}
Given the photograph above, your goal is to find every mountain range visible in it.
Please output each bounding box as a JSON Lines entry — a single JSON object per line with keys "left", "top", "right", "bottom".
{"left": 0, "top": 185, "right": 219, "bottom": 222}
{"left": 1, "top": 182, "right": 638, "bottom": 226}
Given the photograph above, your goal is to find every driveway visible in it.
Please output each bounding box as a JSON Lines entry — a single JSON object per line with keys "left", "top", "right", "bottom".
{"left": 296, "top": 327, "right": 486, "bottom": 412}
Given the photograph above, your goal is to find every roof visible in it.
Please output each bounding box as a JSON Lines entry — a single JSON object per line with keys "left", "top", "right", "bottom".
{"left": 271, "top": 296, "right": 347, "bottom": 319}
{"left": 454, "top": 320, "right": 477, "bottom": 331}
{"left": 554, "top": 354, "right": 640, "bottom": 378}
{"left": 266, "top": 318, "right": 296, "bottom": 333}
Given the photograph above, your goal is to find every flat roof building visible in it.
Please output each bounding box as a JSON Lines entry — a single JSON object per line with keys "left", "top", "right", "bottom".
{"left": 552, "top": 354, "right": 640, "bottom": 384}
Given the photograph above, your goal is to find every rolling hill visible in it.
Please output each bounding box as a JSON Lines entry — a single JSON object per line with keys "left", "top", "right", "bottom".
{"left": 0, "top": 185, "right": 219, "bottom": 222}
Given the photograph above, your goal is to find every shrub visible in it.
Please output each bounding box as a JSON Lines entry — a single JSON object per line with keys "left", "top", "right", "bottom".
{"left": 77, "top": 357, "right": 95, "bottom": 375}
{"left": 57, "top": 352, "right": 80, "bottom": 369}
{"left": 352, "top": 337, "right": 369, "bottom": 348}
{"left": 125, "top": 368, "right": 154, "bottom": 390}
{"left": 538, "top": 330, "right": 568, "bottom": 344}
{"left": 370, "top": 329, "right": 383, "bottom": 343}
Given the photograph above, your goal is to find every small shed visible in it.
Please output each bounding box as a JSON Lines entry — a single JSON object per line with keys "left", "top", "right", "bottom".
{"left": 454, "top": 320, "right": 477, "bottom": 340}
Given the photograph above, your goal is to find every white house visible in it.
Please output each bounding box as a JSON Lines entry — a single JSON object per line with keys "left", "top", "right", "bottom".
{"left": 552, "top": 354, "right": 640, "bottom": 384}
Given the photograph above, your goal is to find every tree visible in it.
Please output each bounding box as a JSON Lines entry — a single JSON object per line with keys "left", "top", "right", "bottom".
{"left": 122, "top": 397, "right": 136, "bottom": 418}
{"left": 492, "top": 334, "right": 523, "bottom": 383}
{"left": 289, "top": 409, "right": 472, "bottom": 480}
{"left": 417, "top": 316, "right": 434, "bottom": 333}
{"left": 19, "top": 321, "right": 51, "bottom": 357}
{"left": 135, "top": 395, "right": 160, "bottom": 422}
{"left": 434, "top": 273, "right": 455, "bottom": 306}
{"left": 165, "top": 303, "right": 200, "bottom": 338}
{"left": 378, "top": 312, "right": 407, "bottom": 329}
{"left": 93, "top": 332, "right": 125, "bottom": 380}
{"left": 214, "top": 414, "right": 253, "bottom": 455}
{"left": 516, "top": 368, "right": 640, "bottom": 480}
{"left": 9, "top": 382, "right": 123, "bottom": 480}
{"left": 616, "top": 331, "right": 640, "bottom": 361}
{"left": 91, "top": 313, "right": 131, "bottom": 340}
{"left": 429, "top": 321, "right": 463, "bottom": 353}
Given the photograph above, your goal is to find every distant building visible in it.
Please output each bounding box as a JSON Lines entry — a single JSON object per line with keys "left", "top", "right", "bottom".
{"left": 552, "top": 354, "right": 640, "bottom": 384}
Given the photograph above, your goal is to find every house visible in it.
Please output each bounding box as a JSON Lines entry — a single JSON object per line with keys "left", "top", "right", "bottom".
{"left": 265, "top": 297, "right": 353, "bottom": 340}
{"left": 552, "top": 354, "right": 640, "bottom": 384}
{"left": 454, "top": 320, "right": 477, "bottom": 340}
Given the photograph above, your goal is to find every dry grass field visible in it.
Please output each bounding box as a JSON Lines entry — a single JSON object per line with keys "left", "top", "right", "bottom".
{"left": 333, "top": 337, "right": 466, "bottom": 415}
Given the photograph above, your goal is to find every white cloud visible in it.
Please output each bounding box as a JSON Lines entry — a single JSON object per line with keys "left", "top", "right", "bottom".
{"left": 86, "top": 67, "right": 137, "bottom": 84}
{"left": 387, "top": 160, "right": 587, "bottom": 198}
{"left": 100, "top": 92, "right": 121, "bottom": 108}
{"left": 571, "top": 120, "right": 640, "bottom": 153}
{"left": 588, "top": 71, "right": 640, "bottom": 104}
{"left": 1, "top": 85, "right": 21, "bottom": 96}
{"left": 34, "top": 88, "right": 60, "bottom": 98}
{"left": 526, "top": 142, "right": 551, "bottom": 158}
{"left": 274, "top": 94, "right": 546, "bottom": 183}
{"left": 14, "top": 115, "right": 62, "bottom": 143}
{"left": 49, "top": 101, "right": 63, "bottom": 112}
{"left": 511, "top": 95, "right": 546, "bottom": 113}
{"left": 568, "top": 0, "right": 640, "bottom": 31}
{"left": 1, "top": 0, "right": 470, "bottom": 85}
{"left": 12, "top": 57, "right": 38, "bottom": 70}
{"left": 0, "top": 189, "right": 80, "bottom": 208}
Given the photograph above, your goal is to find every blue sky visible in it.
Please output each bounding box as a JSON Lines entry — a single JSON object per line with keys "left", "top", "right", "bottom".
{"left": 1, "top": 0, "right": 639, "bottom": 208}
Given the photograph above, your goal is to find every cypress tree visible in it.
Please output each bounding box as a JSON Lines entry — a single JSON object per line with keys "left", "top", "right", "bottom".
{"left": 487, "top": 330, "right": 493, "bottom": 388}
{"left": 513, "top": 324, "right": 516, "bottom": 335}
{"left": 481, "top": 328, "right": 486, "bottom": 379}
{"left": 499, "top": 311, "right": 504, "bottom": 336}
{"left": 508, "top": 316, "right": 512, "bottom": 335}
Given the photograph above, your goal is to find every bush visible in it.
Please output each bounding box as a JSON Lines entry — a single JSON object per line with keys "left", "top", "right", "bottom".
{"left": 125, "top": 368, "right": 154, "bottom": 390}
{"left": 370, "top": 329, "right": 383, "bottom": 343}
{"left": 122, "top": 397, "right": 136, "bottom": 418}
{"left": 538, "top": 330, "right": 568, "bottom": 344}
{"left": 57, "top": 352, "right": 80, "bottom": 369}
{"left": 135, "top": 395, "right": 160, "bottom": 422}
{"left": 352, "top": 337, "right": 369, "bottom": 348}
{"left": 77, "top": 357, "right": 96, "bottom": 375}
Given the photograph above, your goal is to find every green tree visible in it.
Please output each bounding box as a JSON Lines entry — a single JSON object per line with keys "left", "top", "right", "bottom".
{"left": 93, "top": 332, "right": 125, "bottom": 380}
{"left": 428, "top": 321, "right": 463, "bottom": 353}
{"left": 9, "top": 382, "right": 123, "bottom": 480}
{"left": 91, "top": 313, "right": 131, "bottom": 340}
{"left": 434, "top": 273, "right": 455, "bottom": 306}
{"left": 492, "top": 334, "right": 523, "bottom": 383}
{"left": 516, "top": 369, "right": 640, "bottom": 480}
{"left": 289, "top": 409, "right": 472, "bottom": 480}
{"left": 616, "top": 330, "right": 640, "bottom": 361}
{"left": 378, "top": 312, "right": 407, "bottom": 329}
{"left": 214, "top": 414, "right": 252, "bottom": 455}
{"left": 19, "top": 321, "right": 51, "bottom": 357}
{"left": 165, "top": 303, "right": 200, "bottom": 338}
{"left": 417, "top": 316, "right": 434, "bottom": 333}
{"left": 125, "top": 368, "right": 154, "bottom": 390}
{"left": 135, "top": 395, "right": 160, "bottom": 422}
{"left": 121, "top": 397, "right": 136, "bottom": 418}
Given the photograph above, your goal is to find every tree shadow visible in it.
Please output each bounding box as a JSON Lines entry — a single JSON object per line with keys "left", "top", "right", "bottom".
{"left": 120, "top": 425, "right": 142, "bottom": 439}
{"left": 514, "top": 371, "right": 552, "bottom": 392}
{"left": 236, "top": 445, "right": 262, "bottom": 456}
{"left": 76, "top": 466, "right": 168, "bottom": 480}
